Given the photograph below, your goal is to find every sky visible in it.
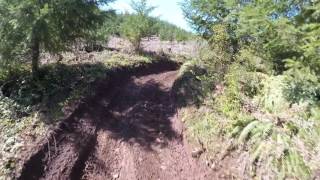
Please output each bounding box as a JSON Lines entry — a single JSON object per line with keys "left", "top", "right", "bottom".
{"left": 107, "top": 0, "right": 191, "bottom": 31}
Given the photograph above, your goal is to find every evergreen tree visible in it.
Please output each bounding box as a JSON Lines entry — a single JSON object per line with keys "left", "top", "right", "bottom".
{"left": 0, "top": 0, "right": 113, "bottom": 77}
{"left": 120, "top": 0, "right": 156, "bottom": 51}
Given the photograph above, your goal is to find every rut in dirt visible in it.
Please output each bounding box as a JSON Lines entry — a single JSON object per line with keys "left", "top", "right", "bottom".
{"left": 19, "top": 63, "right": 211, "bottom": 180}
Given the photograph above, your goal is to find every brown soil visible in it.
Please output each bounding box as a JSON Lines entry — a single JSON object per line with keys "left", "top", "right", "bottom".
{"left": 18, "top": 63, "right": 212, "bottom": 180}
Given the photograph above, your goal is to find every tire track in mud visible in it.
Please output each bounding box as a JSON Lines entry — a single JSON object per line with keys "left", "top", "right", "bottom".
{"left": 18, "top": 62, "right": 211, "bottom": 180}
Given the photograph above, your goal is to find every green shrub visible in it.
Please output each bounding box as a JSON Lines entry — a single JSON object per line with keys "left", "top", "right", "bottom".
{"left": 236, "top": 48, "right": 273, "bottom": 73}
{"left": 215, "top": 64, "right": 244, "bottom": 117}
{"left": 173, "top": 60, "right": 207, "bottom": 107}
{"left": 258, "top": 75, "right": 290, "bottom": 113}
{"left": 284, "top": 60, "right": 320, "bottom": 103}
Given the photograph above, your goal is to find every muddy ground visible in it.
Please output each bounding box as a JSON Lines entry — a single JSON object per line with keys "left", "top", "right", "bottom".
{"left": 17, "top": 63, "right": 215, "bottom": 180}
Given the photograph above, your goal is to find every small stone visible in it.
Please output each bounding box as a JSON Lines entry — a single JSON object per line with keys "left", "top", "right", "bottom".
{"left": 191, "top": 148, "right": 204, "bottom": 158}
{"left": 112, "top": 173, "right": 119, "bottom": 179}
{"left": 205, "top": 160, "right": 210, "bottom": 166}
{"left": 156, "top": 138, "right": 164, "bottom": 143}
{"left": 220, "top": 174, "right": 226, "bottom": 178}
{"left": 211, "top": 163, "right": 216, "bottom": 170}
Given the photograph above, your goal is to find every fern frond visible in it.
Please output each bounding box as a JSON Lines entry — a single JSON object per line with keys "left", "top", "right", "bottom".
{"left": 238, "top": 120, "right": 260, "bottom": 144}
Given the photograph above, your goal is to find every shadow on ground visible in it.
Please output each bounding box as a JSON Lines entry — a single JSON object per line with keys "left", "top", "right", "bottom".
{"left": 92, "top": 77, "right": 179, "bottom": 151}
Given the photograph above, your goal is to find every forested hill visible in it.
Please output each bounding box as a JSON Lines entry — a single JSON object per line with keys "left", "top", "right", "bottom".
{"left": 93, "top": 11, "right": 195, "bottom": 43}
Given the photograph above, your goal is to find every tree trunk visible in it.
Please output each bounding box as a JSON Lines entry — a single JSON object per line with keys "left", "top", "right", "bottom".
{"left": 134, "top": 40, "right": 141, "bottom": 53}
{"left": 31, "top": 31, "right": 40, "bottom": 78}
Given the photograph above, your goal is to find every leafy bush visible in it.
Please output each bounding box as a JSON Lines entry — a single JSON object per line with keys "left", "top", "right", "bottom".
{"left": 258, "top": 75, "right": 290, "bottom": 113}
{"left": 6, "top": 64, "right": 102, "bottom": 102}
{"left": 284, "top": 60, "right": 320, "bottom": 103}
{"left": 173, "top": 60, "right": 207, "bottom": 107}
{"left": 236, "top": 48, "right": 273, "bottom": 74}
{"left": 0, "top": 96, "right": 31, "bottom": 120}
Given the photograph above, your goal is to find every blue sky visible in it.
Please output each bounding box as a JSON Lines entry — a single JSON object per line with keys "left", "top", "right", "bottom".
{"left": 108, "top": 0, "right": 191, "bottom": 31}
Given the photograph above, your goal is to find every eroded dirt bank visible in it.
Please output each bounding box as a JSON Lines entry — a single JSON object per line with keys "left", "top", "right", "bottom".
{"left": 18, "top": 62, "right": 211, "bottom": 180}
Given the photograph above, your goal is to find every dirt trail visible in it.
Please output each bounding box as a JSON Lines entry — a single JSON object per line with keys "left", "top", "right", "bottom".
{"left": 19, "top": 66, "right": 211, "bottom": 180}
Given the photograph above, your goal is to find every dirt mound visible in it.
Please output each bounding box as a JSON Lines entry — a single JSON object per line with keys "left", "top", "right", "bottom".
{"left": 18, "top": 63, "right": 213, "bottom": 180}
